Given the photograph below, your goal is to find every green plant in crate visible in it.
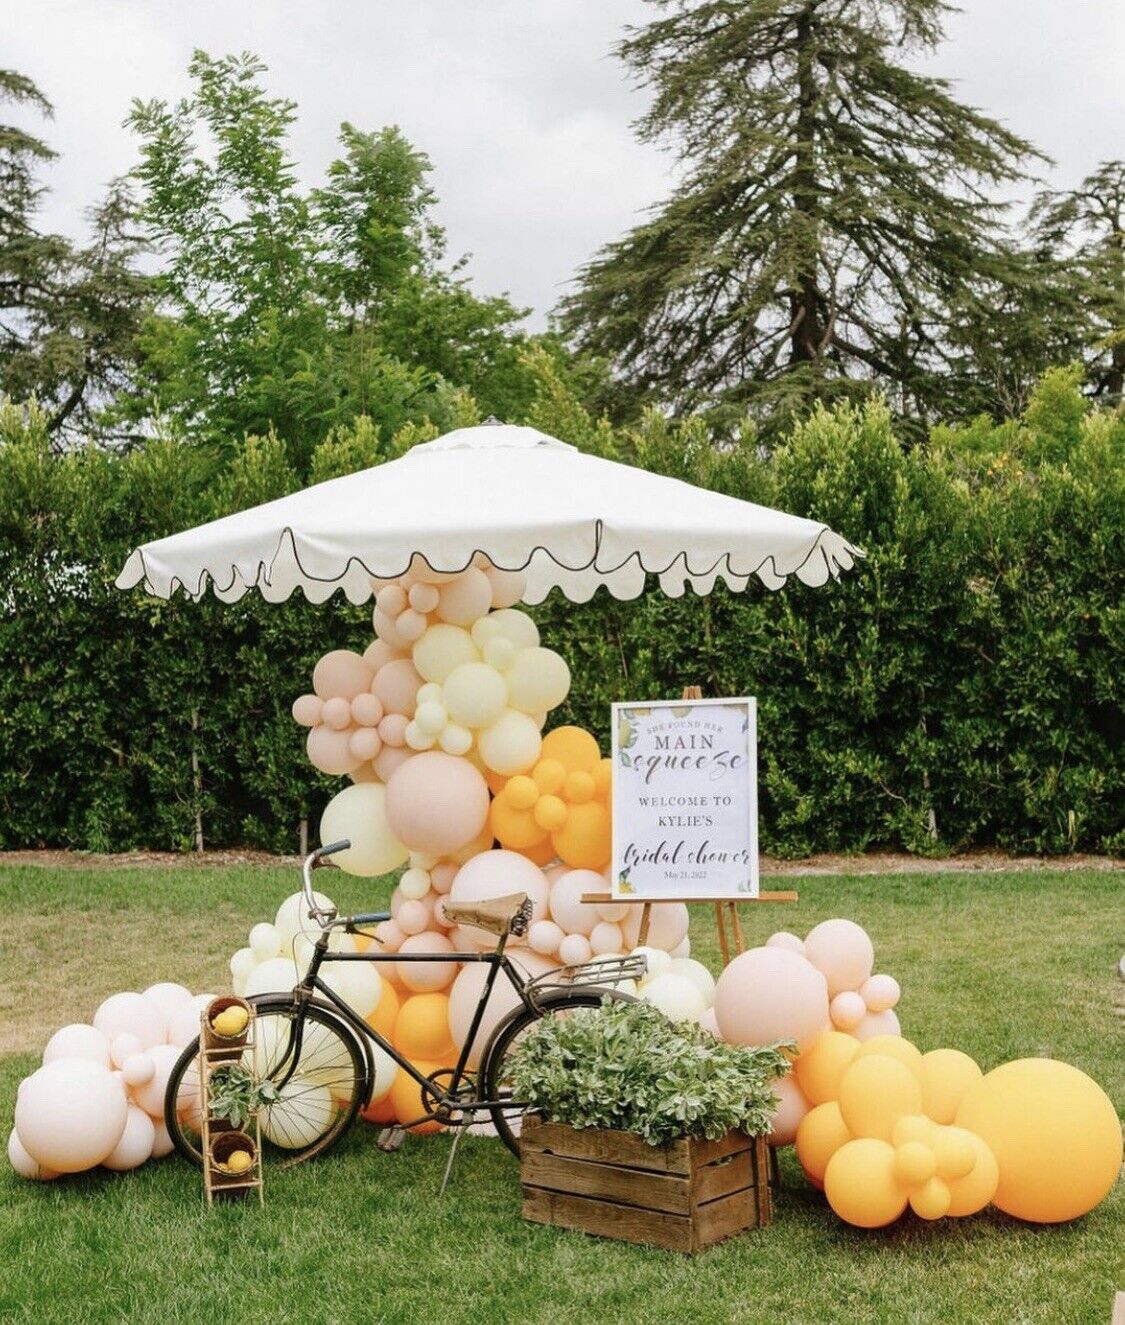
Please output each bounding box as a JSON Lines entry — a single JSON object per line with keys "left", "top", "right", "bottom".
{"left": 508, "top": 998, "right": 792, "bottom": 1147}
{"left": 209, "top": 1064, "right": 279, "bottom": 1130}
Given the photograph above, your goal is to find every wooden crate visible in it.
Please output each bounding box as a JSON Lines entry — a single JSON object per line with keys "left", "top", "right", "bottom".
{"left": 521, "top": 1116, "right": 772, "bottom": 1253}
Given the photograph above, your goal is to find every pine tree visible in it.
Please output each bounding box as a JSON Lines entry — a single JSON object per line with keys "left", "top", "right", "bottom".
{"left": 1031, "top": 161, "right": 1125, "bottom": 402}
{"left": 560, "top": 0, "right": 1043, "bottom": 427}
{"left": 0, "top": 70, "right": 149, "bottom": 441}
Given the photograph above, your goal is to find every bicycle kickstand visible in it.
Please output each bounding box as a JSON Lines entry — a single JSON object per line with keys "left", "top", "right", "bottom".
{"left": 438, "top": 1118, "right": 470, "bottom": 1196}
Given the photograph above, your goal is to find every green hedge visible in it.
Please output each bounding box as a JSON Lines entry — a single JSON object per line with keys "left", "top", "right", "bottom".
{"left": 1, "top": 367, "right": 1121, "bottom": 856}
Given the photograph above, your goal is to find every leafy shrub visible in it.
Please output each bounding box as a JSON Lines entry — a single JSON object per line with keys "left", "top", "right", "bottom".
{"left": 506, "top": 999, "right": 791, "bottom": 1147}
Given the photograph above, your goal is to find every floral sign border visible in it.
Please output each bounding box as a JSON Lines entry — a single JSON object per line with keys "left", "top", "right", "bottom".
{"left": 610, "top": 697, "right": 759, "bottom": 901}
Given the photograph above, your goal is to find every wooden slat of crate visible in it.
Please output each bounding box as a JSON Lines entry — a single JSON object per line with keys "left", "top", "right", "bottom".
{"left": 523, "top": 1187, "right": 699, "bottom": 1253}
{"left": 521, "top": 1115, "right": 749, "bottom": 1174}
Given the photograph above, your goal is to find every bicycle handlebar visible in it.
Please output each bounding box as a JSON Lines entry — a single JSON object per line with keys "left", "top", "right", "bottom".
{"left": 301, "top": 840, "right": 351, "bottom": 928}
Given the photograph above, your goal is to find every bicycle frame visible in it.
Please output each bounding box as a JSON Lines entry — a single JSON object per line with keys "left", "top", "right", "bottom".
{"left": 269, "top": 918, "right": 537, "bottom": 1127}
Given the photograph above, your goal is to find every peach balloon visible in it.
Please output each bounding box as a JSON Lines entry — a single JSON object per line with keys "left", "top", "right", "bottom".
{"left": 42, "top": 1024, "right": 111, "bottom": 1069}
{"left": 321, "top": 696, "right": 352, "bottom": 730}
{"left": 150, "top": 1119, "right": 175, "bottom": 1159}
{"left": 102, "top": 1104, "right": 155, "bottom": 1171}
{"left": 292, "top": 694, "right": 323, "bottom": 727}
{"left": 93, "top": 992, "right": 166, "bottom": 1051}
{"left": 15, "top": 1059, "right": 128, "bottom": 1173}
{"left": 623, "top": 901, "right": 690, "bottom": 953}
{"left": 307, "top": 725, "right": 361, "bottom": 776}
{"left": 447, "top": 951, "right": 554, "bottom": 1066}
{"left": 448, "top": 850, "right": 550, "bottom": 927}
{"left": 430, "top": 862, "right": 458, "bottom": 894}
{"left": 372, "top": 659, "right": 423, "bottom": 717}
{"left": 313, "top": 649, "right": 374, "bottom": 701}
{"left": 529, "top": 919, "right": 565, "bottom": 955}
{"left": 397, "top": 932, "right": 456, "bottom": 991}
{"left": 803, "top": 919, "right": 875, "bottom": 997}
{"left": 766, "top": 931, "right": 806, "bottom": 955}
{"left": 436, "top": 568, "right": 493, "bottom": 625}
{"left": 830, "top": 991, "right": 867, "bottom": 1032}
{"left": 853, "top": 1008, "right": 902, "bottom": 1041}
{"left": 397, "top": 899, "right": 433, "bottom": 937}
{"left": 483, "top": 565, "right": 527, "bottom": 609}
{"left": 121, "top": 1053, "right": 155, "bottom": 1088}
{"left": 714, "top": 946, "right": 829, "bottom": 1053}
{"left": 110, "top": 1033, "right": 142, "bottom": 1069}
{"left": 130, "top": 1044, "right": 182, "bottom": 1118}
{"left": 362, "top": 639, "right": 403, "bottom": 672}
{"left": 349, "top": 728, "right": 382, "bottom": 761}
{"left": 374, "top": 745, "right": 413, "bottom": 782}
{"left": 558, "top": 933, "right": 593, "bottom": 966}
{"left": 351, "top": 692, "right": 384, "bottom": 727}
{"left": 547, "top": 869, "right": 603, "bottom": 935}
{"left": 589, "top": 921, "right": 624, "bottom": 956}
{"left": 769, "top": 1074, "right": 811, "bottom": 1147}
{"left": 385, "top": 752, "right": 490, "bottom": 856}
{"left": 861, "top": 973, "right": 901, "bottom": 1012}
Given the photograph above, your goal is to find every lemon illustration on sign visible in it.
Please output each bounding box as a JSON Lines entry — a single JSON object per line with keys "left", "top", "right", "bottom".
{"left": 222, "top": 1149, "right": 253, "bottom": 1174}
{"left": 617, "top": 717, "right": 637, "bottom": 749}
{"left": 212, "top": 1006, "right": 249, "bottom": 1038}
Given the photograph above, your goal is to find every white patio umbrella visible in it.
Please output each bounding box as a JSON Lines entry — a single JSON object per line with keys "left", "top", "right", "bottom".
{"left": 116, "top": 421, "right": 862, "bottom": 603}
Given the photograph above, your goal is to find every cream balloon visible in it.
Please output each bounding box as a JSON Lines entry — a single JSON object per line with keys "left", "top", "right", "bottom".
{"left": 668, "top": 957, "right": 717, "bottom": 1008}
{"left": 141, "top": 983, "right": 195, "bottom": 1019}
{"left": 477, "top": 709, "right": 542, "bottom": 775}
{"left": 318, "top": 959, "right": 384, "bottom": 1020}
{"left": 642, "top": 973, "right": 706, "bottom": 1022}
{"left": 244, "top": 957, "right": 300, "bottom": 998}
{"left": 443, "top": 662, "right": 509, "bottom": 728}
{"left": 260, "top": 1080, "right": 335, "bottom": 1149}
{"left": 249, "top": 922, "right": 281, "bottom": 962}
{"left": 413, "top": 624, "right": 480, "bottom": 683}
{"left": 472, "top": 609, "right": 539, "bottom": 651}
{"left": 320, "top": 782, "right": 409, "bottom": 878}
{"left": 505, "top": 647, "right": 571, "bottom": 714}
{"left": 275, "top": 889, "right": 335, "bottom": 946}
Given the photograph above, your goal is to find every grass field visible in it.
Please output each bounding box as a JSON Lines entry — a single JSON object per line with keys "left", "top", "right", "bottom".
{"left": 0, "top": 860, "right": 1121, "bottom": 1325}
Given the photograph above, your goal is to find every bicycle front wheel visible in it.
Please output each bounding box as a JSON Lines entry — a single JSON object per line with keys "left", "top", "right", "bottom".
{"left": 164, "top": 995, "right": 368, "bottom": 1169}
{"left": 480, "top": 988, "right": 635, "bottom": 1157}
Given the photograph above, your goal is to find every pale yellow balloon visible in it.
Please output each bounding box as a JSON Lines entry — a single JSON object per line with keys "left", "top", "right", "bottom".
{"left": 260, "top": 1079, "right": 335, "bottom": 1149}
{"left": 471, "top": 608, "right": 539, "bottom": 652}
{"left": 443, "top": 662, "right": 509, "bottom": 728}
{"left": 412, "top": 624, "right": 480, "bottom": 684}
{"left": 477, "top": 709, "right": 543, "bottom": 775}
{"left": 505, "top": 647, "right": 571, "bottom": 714}
{"left": 319, "top": 783, "right": 409, "bottom": 878}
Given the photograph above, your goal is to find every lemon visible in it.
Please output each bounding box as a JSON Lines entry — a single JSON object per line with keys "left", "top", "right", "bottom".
{"left": 212, "top": 1006, "right": 249, "bottom": 1038}
{"left": 223, "top": 1149, "right": 253, "bottom": 1174}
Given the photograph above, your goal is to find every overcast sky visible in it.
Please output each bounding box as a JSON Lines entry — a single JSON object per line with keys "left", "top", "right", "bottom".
{"left": 7, "top": 1, "right": 1124, "bottom": 327}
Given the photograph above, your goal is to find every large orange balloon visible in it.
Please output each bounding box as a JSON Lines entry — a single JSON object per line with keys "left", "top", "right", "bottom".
{"left": 360, "top": 1092, "right": 398, "bottom": 1125}
{"left": 393, "top": 993, "right": 455, "bottom": 1062}
{"left": 955, "top": 1058, "right": 1122, "bottom": 1223}
{"left": 541, "top": 726, "right": 600, "bottom": 771}
{"left": 365, "top": 980, "right": 401, "bottom": 1041}
{"left": 795, "top": 1031, "right": 859, "bottom": 1106}
{"left": 389, "top": 1062, "right": 445, "bottom": 1134}
{"left": 551, "top": 800, "right": 611, "bottom": 870}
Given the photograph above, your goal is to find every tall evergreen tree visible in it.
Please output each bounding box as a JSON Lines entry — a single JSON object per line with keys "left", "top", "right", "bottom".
{"left": 1031, "top": 161, "right": 1125, "bottom": 402}
{"left": 0, "top": 70, "right": 148, "bottom": 441}
{"left": 560, "top": 0, "right": 1043, "bottom": 427}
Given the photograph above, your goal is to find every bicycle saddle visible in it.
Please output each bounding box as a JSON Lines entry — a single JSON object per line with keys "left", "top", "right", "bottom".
{"left": 441, "top": 892, "right": 531, "bottom": 938}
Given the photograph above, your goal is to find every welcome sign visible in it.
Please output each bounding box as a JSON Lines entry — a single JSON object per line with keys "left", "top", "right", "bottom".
{"left": 610, "top": 697, "right": 758, "bottom": 900}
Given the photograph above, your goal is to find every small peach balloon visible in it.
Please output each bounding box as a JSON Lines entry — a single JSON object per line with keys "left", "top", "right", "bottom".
{"left": 803, "top": 919, "right": 875, "bottom": 997}
{"left": 397, "top": 932, "right": 456, "bottom": 991}
{"left": 313, "top": 649, "right": 374, "bottom": 701}
{"left": 860, "top": 973, "right": 901, "bottom": 1013}
{"left": 830, "top": 991, "right": 867, "bottom": 1032}
{"left": 291, "top": 694, "right": 323, "bottom": 727}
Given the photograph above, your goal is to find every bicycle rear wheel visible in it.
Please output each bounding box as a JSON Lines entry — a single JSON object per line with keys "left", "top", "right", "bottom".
{"left": 164, "top": 995, "right": 368, "bottom": 1169}
{"left": 480, "top": 988, "right": 635, "bottom": 1157}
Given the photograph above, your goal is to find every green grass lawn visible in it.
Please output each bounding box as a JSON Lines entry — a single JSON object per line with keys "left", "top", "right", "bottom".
{"left": 0, "top": 861, "right": 1121, "bottom": 1325}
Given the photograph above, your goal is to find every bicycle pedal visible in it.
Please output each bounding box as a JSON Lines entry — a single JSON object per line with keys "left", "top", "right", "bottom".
{"left": 376, "top": 1126, "right": 406, "bottom": 1153}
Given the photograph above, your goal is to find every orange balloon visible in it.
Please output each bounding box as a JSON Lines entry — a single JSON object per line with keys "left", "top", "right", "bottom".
{"left": 360, "top": 1092, "right": 398, "bottom": 1125}
{"left": 541, "top": 726, "right": 600, "bottom": 772}
{"left": 490, "top": 798, "right": 548, "bottom": 850}
{"left": 365, "top": 979, "right": 400, "bottom": 1042}
{"left": 795, "top": 1031, "right": 860, "bottom": 1106}
{"left": 517, "top": 837, "right": 557, "bottom": 867}
{"left": 796, "top": 1101, "right": 851, "bottom": 1189}
{"left": 393, "top": 992, "right": 455, "bottom": 1061}
{"left": 592, "top": 758, "right": 612, "bottom": 799}
{"left": 552, "top": 800, "right": 611, "bottom": 870}
{"left": 352, "top": 933, "right": 373, "bottom": 953}
{"left": 390, "top": 1061, "right": 445, "bottom": 1133}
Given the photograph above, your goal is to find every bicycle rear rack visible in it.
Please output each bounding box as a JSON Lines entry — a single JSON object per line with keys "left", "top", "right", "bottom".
{"left": 525, "top": 953, "right": 648, "bottom": 1001}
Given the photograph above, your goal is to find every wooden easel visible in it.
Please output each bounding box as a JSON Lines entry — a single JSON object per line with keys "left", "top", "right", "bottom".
{"left": 583, "top": 686, "right": 797, "bottom": 968}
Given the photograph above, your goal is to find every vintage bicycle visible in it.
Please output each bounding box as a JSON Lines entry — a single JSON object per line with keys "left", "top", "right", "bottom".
{"left": 164, "top": 839, "right": 642, "bottom": 1167}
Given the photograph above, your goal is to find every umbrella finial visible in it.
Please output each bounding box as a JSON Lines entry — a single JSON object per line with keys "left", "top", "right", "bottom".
{"left": 481, "top": 415, "right": 505, "bottom": 426}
